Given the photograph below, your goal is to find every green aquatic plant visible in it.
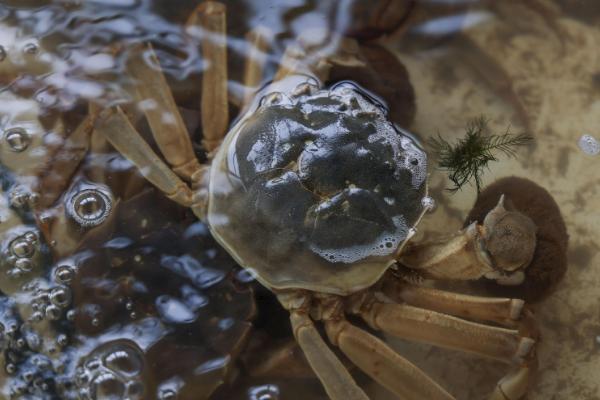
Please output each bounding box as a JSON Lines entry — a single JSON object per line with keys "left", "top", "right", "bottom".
{"left": 429, "top": 116, "right": 533, "bottom": 193}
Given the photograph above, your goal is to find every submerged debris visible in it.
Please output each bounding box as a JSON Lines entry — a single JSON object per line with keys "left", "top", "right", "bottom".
{"left": 429, "top": 116, "right": 532, "bottom": 193}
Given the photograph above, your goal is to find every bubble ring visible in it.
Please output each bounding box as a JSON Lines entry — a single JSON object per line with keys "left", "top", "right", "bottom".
{"left": 66, "top": 187, "right": 113, "bottom": 228}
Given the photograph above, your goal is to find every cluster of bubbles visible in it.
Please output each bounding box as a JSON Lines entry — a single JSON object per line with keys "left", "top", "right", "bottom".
{"left": 0, "top": 35, "right": 39, "bottom": 66}
{"left": 0, "top": 0, "right": 427, "bottom": 398}
{"left": 74, "top": 341, "right": 146, "bottom": 400}
{"left": 2, "top": 228, "right": 43, "bottom": 278}
{"left": 311, "top": 215, "right": 410, "bottom": 264}
{"left": 23, "top": 280, "right": 73, "bottom": 324}
{"left": 8, "top": 184, "right": 39, "bottom": 211}
{"left": 0, "top": 297, "right": 67, "bottom": 399}
{"left": 9, "top": 184, "right": 261, "bottom": 398}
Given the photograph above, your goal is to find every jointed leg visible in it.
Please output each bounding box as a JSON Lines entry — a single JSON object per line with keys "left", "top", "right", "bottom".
{"left": 94, "top": 108, "right": 205, "bottom": 215}
{"left": 383, "top": 277, "right": 525, "bottom": 328}
{"left": 274, "top": 41, "right": 310, "bottom": 82}
{"left": 189, "top": 1, "right": 229, "bottom": 153}
{"left": 36, "top": 110, "right": 97, "bottom": 209}
{"left": 289, "top": 311, "right": 369, "bottom": 400}
{"left": 127, "top": 43, "right": 203, "bottom": 181}
{"left": 489, "top": 366, "right": 533, "bottom": 400}
{"left": 242, "top": 26, "right": 271, "bottom": 107}
{"left": 354, "top": 298, "right": 536, "bottom": 400}
{"left": 357, "top": 300, "right": 533, "bottom": 363}
{"left": 324, "top": 317, "right": 456, "bottom": 400}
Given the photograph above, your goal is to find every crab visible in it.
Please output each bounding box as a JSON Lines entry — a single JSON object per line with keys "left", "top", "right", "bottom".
{"left": 69, "top": 2, "right": 551, "bottom": 399}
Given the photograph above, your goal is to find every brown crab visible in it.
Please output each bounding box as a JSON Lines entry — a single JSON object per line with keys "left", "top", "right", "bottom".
{"left": 79, "top": 2, "right": 549, "bottom": 400}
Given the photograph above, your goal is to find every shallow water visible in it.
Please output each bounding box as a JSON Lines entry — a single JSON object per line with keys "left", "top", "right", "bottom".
{"left": 0, "top": 0, "right": 598, "bottom": 399}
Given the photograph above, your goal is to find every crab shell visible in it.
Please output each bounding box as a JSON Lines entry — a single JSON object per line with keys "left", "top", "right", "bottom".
{"left": 208, "top": 77, "right": 429, "bottom": 295}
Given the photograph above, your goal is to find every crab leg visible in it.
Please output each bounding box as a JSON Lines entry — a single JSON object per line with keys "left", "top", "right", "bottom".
{"left": 189, "top": 1, "right": 229, "bottom": 153}
{"left": 358, "top": 301, "right": 536, "bottom": 399}
{"left": 358, "top": 301, "right": 533, "bottom": 363}
{"left": 95, "top": 108, "right": 199, "bottom": 210}
{"left": 397, "top": 222, "right": 494, "bottom": 281}
{"left": 488, "top": 366, "right": 534, "bottom": 400}
{"left": 289, "top": 311, "right": 369, "bottom": 400}
{"left": 383, "top": 279, "right": 525, "bottom": 328}
{"left": 324, "top": 318, "right": 455, "bottom": 400}
{"left": 242, "top": 26, "right": 270, "bottom": 106}
{"left": 127, "top": 43, "right": 203, "bottom": 181}
{"left": 274, "top": 42, "right": 309, "bottom": 81}
{"left": 35, "top": 111, "right": 96, "bottom": 209}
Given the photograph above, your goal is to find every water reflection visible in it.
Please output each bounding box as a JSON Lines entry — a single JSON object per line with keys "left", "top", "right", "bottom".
{"left": 0, "top": 0, "right": 598, "bottom": 399}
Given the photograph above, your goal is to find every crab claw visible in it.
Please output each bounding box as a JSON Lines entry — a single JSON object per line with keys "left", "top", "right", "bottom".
{"left": 466, "top": 176, "right": 568, "bottom": 302}
{"left": 481, "top": 194, "right": 537, "bottom": 285}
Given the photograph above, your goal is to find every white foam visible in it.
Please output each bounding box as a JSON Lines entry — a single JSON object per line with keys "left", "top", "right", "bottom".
{"left": 310, "top": 215, "right": 408, "bottom": 264}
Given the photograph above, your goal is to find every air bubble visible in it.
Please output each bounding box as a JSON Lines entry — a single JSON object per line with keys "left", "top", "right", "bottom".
{"left": 45, "top": 305, "right": 62, "bottom": 320}
{"left": 9, "top": 235, "right": 36, "bottom": 258}
{"left": 76, "top": 341, "right": 146, "bottom": 400}
{"left": 578, "top": 134, "right": 599, "bottom": 156}
{"left": 23, "top": 42, "right": 39, "bottom": 55}
{"left": 30, "top": 311, "right": 43, "bottom": 322}
{"left": 66, "top": 310, "right": 76, "bottom": 321}
{"left": 15, "top": 258, "right": 33, "bottom": 272}
{"left": 35, "top": 88, "right": 59, "bottom": 108}
{"left": 66, "top": 186, "right": 113, "bottom": 228}
{"left": 158, "top": 388, "right": 178, "bottom": 400}
{"left": 23, "top": 371, "right": 34, "bottom": 382}
{"left": 55, "top": 265, "right": 75, "bottom": 284}
{"left": 421, "top": 196, "right": 436, "bottom": 212}
{"left": 103, "top": 346, "right": 143, "bottom": 377}
{"left": 4, "top": 128, "right": 31, "bottom": 152}
{"left": 249, "top": 384, "right": 280, "bottom": 400}
{"left": 49, "top": 287, "right": 71, "bottom": 308}
{"left": 235, "top": 269, "right": 255, "bottom": 283}
{"left": 56, "top": 334, "right": 68, "bottom": 347}
{"left": 8, "top": 186, "right": 36, "bottom": 209}
{"left": 155, "top": 296, "right": 197, "bottom": 324}
{"left": 127, "top": 381, "right": 145, "bottom": 399}
{"left": 6, "top": 363, "right": 16, "bottom": 374}
{"left": 91, "top": 372, "right": 125, "bottom": 399}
